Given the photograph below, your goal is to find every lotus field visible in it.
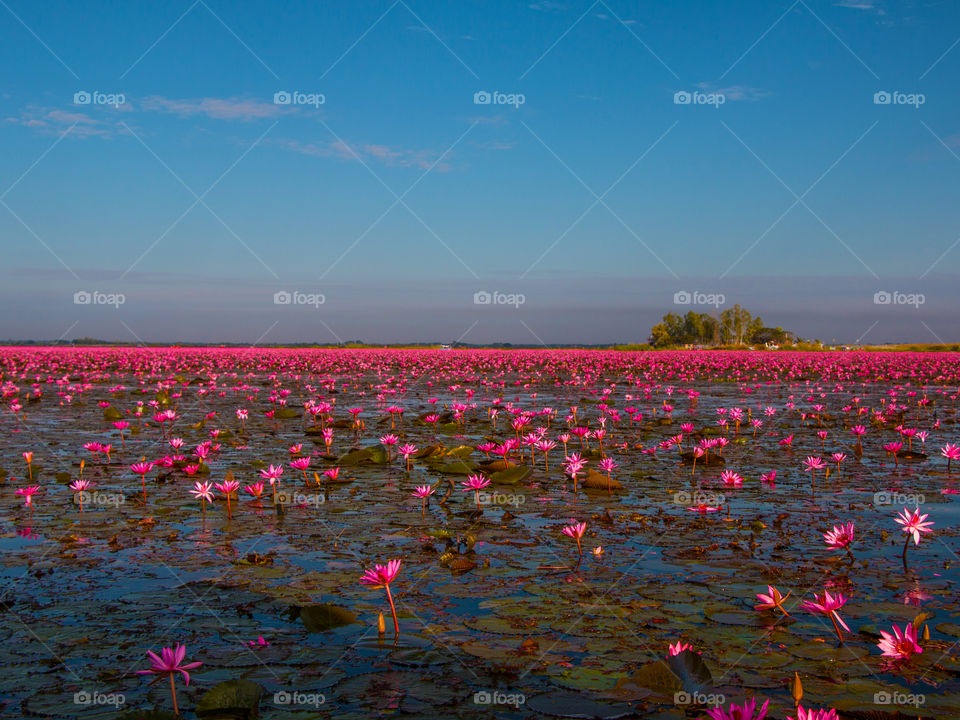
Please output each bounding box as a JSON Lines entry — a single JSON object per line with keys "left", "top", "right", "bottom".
{"left": 4, "top": 347, "right": 960, "bottom": 719}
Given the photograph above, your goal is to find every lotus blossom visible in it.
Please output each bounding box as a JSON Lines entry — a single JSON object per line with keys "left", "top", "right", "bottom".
{"left": 137, "top": 644, "right": 202, "bottom": 715}
{"left": 562, "top": 521, "right": 587, "bottom": 557}
{"left": 786, "top": 706, "right": 838, "bottom": 720}
{"left": 190, "top": 481, "right": 214, "bottom": 516}
{"left": 399, "top": 443, "right": 417, "bottom": 471}
{"left": 877, "top": 622, "right": 922, "bottom": 661}
{"left": 720, "top": 470, "right": 743, "bottom": 487}
{"left": 215, "top": 478, "right": 240, "bottom": 519}
{"left": 755, "top": 585, "right": 791, "bottom": 617}
{"left": 461, "top": 474, "right": 490, "bottom": 510}
{"left": 70, "top": 479, "right": 92, "bottom": 511}
{"left": 801, "top": 590, "right": 850, "bottom": 643}
{"left": 412, "top": 484, "right": 435, "bottom": 516}
{"left": 895, "top": 506, "right": 934, "bottom": 568}
{"left": 823, "top": 522, "right": 854, "bottom": 555}
{"left": 802, "top": 456, "right": 825, "bottom": 485}
{"left": 667, "top": 640, "right": 693, "bottom": 656}
{"left": 15, "top": 485, "right": 41, "bottom": 508}
{"left": 941, "top": 443, "right": 960, "bottom": 472}
{"left": 359, "top": 558, "right": 402, "bottom": 636}
{"left": 706, "top": 698, "right": 769, "bottom": 720}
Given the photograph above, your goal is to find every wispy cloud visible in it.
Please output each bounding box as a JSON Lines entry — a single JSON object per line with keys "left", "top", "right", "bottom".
{"left": 5, "top": 106, "right": 124, "bottom": 138}
{"left": 695, "top": 83, "right": 771, "bottom": 101}
{"left": 140, "top": 96, "right": 289, "bottom": 121}
{"left": 273, "top": 138, "right": 453, "bottom": 171}
{"left": 835, "top": 0, "right": 884, "bottom": 13}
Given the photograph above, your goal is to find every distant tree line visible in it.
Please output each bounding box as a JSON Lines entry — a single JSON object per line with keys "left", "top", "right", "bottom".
{"left": 648, "top": 305, "right": 794, "bottom": 347}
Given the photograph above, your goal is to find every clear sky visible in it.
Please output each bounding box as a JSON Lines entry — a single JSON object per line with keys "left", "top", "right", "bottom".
{"left": 1, "top": 0, "right": 958, "bottom": 345}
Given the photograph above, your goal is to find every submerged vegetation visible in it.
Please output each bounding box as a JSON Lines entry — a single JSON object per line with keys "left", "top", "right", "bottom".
{"left": 1, "top": 347, "right": 959, "bottom": 718}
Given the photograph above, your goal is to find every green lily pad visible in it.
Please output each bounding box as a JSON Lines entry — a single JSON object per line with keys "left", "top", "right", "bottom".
{"left": 195, "top": 679, "right": 264, "bottom": 719}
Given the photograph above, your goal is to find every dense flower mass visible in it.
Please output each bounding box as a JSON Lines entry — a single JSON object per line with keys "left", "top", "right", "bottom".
{"left": 2, "top": 347, "right": 958, "bottom": 716}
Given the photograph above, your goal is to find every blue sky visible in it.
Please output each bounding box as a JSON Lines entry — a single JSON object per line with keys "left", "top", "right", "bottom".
{"left": 1, "top": 0, "right": 958, "bottom": 344}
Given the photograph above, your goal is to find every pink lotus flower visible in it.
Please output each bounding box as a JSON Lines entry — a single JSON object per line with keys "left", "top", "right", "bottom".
{"left": 15, "top": 485, "right": 41, "bottom": 507}
{"left": 244, "top": 481, "right": 266, "bottom": 500}
{"left": 941, "top": 443, "right": 960, "bottom": 471}
{"left": 801, "top": 590, "right": 849, "bottom": 643}
{"left": 137, "top": 644, "right": 202, "bottom": 715}
{"left": 706, "top": 698, "right": 769, "bottom": 720}
{"left": 802, "top": 456, "right": 825, "bottom": 483}
{"left": 259, "top": 464, "right": 283, "bottom": 483}
{"left": 461, "top": 474, "right": 490, "bottom": 510}
{"left": 323, "top": 466, "right": 341, "bottom": 482}
{"left": 877, "top": 622, "right": 922, "bottom": 661}
{"left": 720, "top": 470, "right": 743, "bottom": 487}
{"left": 412, "top": 484, "right": 435, "bottom": 516}
{"left": 823, "top": 522, "right": 854, "bottom": 553}
{"left": 359, "top": 558, "right": 402, "bottom": 636}
{"left": 895, "top": 506, "right": 934, "bottom": 546}
{"left": 399, "top": 443, "right": 417, "bottom": 470}
{"left": 69, "top": 479, "right": 92, "bottom": 510}
{"left": 190, "top": 481, "right": 215, "bottom": 515}
{"left": 755, "top": 585, "right": 791, "bottom": 617}
{"left": 667, "top": 640, "right": 693, "bottom": 656}
{"left": 215, "top": 479, "right": 240, "bottom": 519}
{"left": 786, "top": 706, "right": 838, "bottom": 720}
{"left": 562, "top": 521, "right": 587, "bottom": 557}
{"left": 247, "top": 635, "right": 269, "bottom": 647}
